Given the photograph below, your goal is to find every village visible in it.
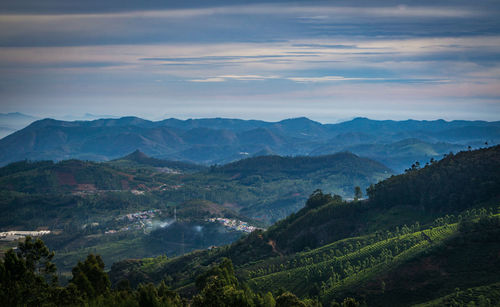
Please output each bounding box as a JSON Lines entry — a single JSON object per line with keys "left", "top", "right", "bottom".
{"left": 0, "top": 230, "right": 51, "bottom": 241}
{"left": 207, "top": 217, "right": 261, "bottom": 233}
{"left": 105, "top": 209, "right": 162, "bottom": 234}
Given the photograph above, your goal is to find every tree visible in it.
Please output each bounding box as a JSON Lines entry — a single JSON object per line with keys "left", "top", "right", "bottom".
{"left": 306, "top": 189, "right": 333, "bottom": 209}
{"left": 138, "top": 283, "right": 161, "bottom": 307}
{"left": 0, "top": 236, "right": 57, "bottom": 306}
{"left": 275, "top": 291, "right": 306, "bottom": 307}
{"left": 263, "top": 292, "right": 276, "bottom": 307}
{"left": 354, "top": 186, "right": 362, "bottom": 201}
{"left": 193, "top": 258, "right": 254, "bottom": 307}
{"left": 18, "top": 235, "right": 58, "bottom": 285}
{"left": 70, "top": 254, "right": 110, "bottom": 299}
{"left": 342, "top": 297, "right": 360, "bottom": 307}
{"left": 157, "top": 280, "right": 183, "bottom": 306}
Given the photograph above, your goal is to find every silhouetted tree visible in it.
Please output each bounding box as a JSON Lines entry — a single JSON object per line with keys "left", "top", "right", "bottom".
{"left": 0, "top": 236, "right": 57, "bottom": 306}
{"left": 70, "top": 254, "right": 110, "bottom": 299}
{"left": 354, "top": 186, "right": 362, "bottom": 201}
{"left": 306, "top": 189, "right": 333, "bottom": 209}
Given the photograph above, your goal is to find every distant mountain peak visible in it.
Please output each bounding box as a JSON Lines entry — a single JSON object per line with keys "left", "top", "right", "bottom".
{"left": 0, "top": 112, "right": 37, "bottom": 119}
{"left": 352, "top": 116, "right": 369, "bottom": 120}
{"left": 125, "top": 149, "right": 149, "bottom": 161}
{"left": 278, "top": 117, "right": 319, "bottom": 124}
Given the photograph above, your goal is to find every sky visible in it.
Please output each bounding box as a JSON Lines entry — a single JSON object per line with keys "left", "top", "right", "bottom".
{"left": 0, "top": 0, "right": 499, "bottom": 123}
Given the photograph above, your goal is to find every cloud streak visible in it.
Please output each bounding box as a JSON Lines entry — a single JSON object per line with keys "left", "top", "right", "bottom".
{"left": 190, "top": 75, "right": 280, "bottom": 82}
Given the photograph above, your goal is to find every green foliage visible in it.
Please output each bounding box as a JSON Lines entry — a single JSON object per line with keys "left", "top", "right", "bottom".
{"left": 195, "top": 258, "right": 238, "bottom": 291}
{"left": 275, "top": 292, "right": 306, "bottom": 307}
{"left": 0, "top": 236, "right": 57, "bottom": 306}
{"left": 263, "top": 292, "right": 276, "bottom": 307}
{"left": 305, "top": 190, "right": 336, "bottom": 209}
{"left": 0, "top": 237, "right": 185, "bottom": 306}
{"left": 18, "top": 235, "right": 58, "bottom": 285}
{"left": 340, "top": 297, "right": 359, "bottom": 307}
{"left": 192, "top": 258, "right": 262, "bottom": 307}
{"left": 70, "top": 254, "right": 111, "bottom": 299}
{"left": 136, "top": 281, "right": 183, "bottom": 307}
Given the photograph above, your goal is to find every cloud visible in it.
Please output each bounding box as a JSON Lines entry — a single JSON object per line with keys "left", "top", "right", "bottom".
{"left": 189, "top": 77, "right": 226, "bottom": 82}
{"left": 0, "top": 2, "right": 495, "bottom": 47}
{"left": 0, "top": 2, "right": 484, "bottom": 18}
{"left": 285, "top": 76, "right": 449, "bottom": 83}
{"left": 190, "top": 75, "right": 280, "bottom": 82}
{"left": 287, "top": 76, "right": 356, "bottom": 83}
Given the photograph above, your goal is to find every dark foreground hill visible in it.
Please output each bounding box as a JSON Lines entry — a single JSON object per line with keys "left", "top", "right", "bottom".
{"left": 1, "top": 116, "right": 499, "bottom": 171}
{"left": 109, "top": 145, "right": 500, "bottom": 306}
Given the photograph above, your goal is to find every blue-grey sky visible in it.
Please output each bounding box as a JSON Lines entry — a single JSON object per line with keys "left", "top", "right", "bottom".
{"left": 0, "top": 0, "right": 499, "bottom": 122}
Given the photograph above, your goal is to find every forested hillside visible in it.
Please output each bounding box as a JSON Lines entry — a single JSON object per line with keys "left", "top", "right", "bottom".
{"left": 367, "top": 145, "right": 500, "bottom": 212}
{"left": 0, "top": 150, "right": 390, "bottom": 274}
{"left": 109, "top": 145, "right": 500, "bottom": 306}
{"left": 1, "top": 146, "right": 498, "bottom": 306}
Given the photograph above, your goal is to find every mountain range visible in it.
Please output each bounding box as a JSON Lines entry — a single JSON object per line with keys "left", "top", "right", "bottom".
{"left": 1, "top": 116, "right": 499, "bottom": 172}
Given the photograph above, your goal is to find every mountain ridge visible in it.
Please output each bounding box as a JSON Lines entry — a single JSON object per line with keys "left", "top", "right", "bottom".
{"left": 1, "top": 116, "right": 499, "bottom": 171}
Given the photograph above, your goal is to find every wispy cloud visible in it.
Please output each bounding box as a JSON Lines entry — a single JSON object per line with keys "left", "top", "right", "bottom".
{"left": 0, "top": 4, "right": 482, "bottom": 21}
{"left": 287, "top": 76, "right": 364, "bottom": 83}
{"left": 190, "top": 75, "right": 280, "bottom": 82}
{"left": 189, "top": 77, "right": 226, "bottom": 83}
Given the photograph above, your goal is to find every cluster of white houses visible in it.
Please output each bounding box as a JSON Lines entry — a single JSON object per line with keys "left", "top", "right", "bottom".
{"left": 0, "top": 230, "right": 51, "bottom": 241}
{"left": 207, "top": 217, "right": 260, "bottom": 233}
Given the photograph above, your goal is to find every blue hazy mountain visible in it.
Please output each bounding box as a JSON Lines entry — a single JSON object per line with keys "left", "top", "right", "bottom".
{"left": 0, "top": 112, "right": 39, "bottom": 138}
{"left": 0, "top": 116, "right": 498, "bottom": 171}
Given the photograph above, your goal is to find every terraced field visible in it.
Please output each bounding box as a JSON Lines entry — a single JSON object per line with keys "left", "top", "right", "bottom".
{"left": 247, "top": 224, "right": 459, "bottom": 298}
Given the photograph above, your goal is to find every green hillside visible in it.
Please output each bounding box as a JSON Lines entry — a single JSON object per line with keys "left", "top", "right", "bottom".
{"left": 108, "top": 145, "right": 500, "bottom": 305}
{"left": 1, "top": 146, "right": 499, "bottom": 306}
{"left": 0, "top": 151, "right": 390, "bottom": 277}
{"left": 247, "top": 215, "right": 499, "bottom": 306}
{"left": 0, "top": 159, "right": 138, "bottom": 194}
